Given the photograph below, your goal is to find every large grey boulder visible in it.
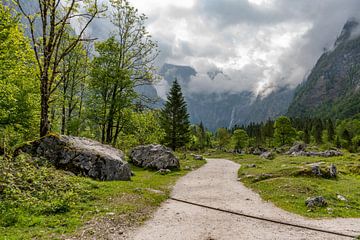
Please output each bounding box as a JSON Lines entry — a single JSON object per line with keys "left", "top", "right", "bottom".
{"left": 16, "top": 135, "right": 131, "bottom": 181}
{"left": 129, "top": 144, "right": 180, "bottom": 170}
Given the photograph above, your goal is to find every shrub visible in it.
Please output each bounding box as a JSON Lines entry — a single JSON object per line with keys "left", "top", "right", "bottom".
{"left": 0, "top": 154, "right": 89, "bottom": 226}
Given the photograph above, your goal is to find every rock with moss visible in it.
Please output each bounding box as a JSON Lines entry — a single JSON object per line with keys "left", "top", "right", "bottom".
{"left": 15, "top": 135, "right": 131, "bottom": 181}
{"left": 305, "top": 196, "right": 327, "bottom": 208}
{"left": 286, "top": 142, "right": 306, "bottom": 155}
{"left": 129, "top": 144, "right": 180, "bottom": 170}
{"left": 260, "top": 151, "right": 275, "bottom": 160}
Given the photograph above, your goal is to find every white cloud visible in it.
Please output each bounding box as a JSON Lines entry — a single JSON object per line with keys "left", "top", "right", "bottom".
{"left": 92, "top": 0, "right": 360, "bottom": 95}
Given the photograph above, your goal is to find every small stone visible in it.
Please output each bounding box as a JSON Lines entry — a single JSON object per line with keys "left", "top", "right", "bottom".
{"left": 246, "top": 164, "right": 257, "bottom": 168}
{"left": 337, "top": 194, "right": 347, "bottom": 201}
{"left": 193, "top": 155, "right": 203, "bottom": 160}
{"left": 157, "top": 169, "right": 171, "bottom": 175}
{"left": 145, "top": 188, "right": 165, "bottom": 195}
{"left": 184, "top": 166, "right": 191, "bottom": 170}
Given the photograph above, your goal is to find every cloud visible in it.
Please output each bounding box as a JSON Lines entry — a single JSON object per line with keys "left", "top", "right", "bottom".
{"left": 89, "top": 0, "right": 360, "bottom": 95}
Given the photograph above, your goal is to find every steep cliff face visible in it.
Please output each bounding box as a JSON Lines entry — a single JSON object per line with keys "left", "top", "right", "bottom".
{"left": 288, "top": 19, "right": 360, "bottom": 119}
{"left": 159, "top": 64, "right": 294, "bottom": 131}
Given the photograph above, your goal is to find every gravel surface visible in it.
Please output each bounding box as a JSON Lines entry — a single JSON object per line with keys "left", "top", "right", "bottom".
{"left": 128, "top": 159, "right": 360, "bottom": 240}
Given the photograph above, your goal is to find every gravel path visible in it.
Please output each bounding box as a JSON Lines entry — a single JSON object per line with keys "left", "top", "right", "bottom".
{"left": 128, "top": 159, "right": 360, "bottom": 240}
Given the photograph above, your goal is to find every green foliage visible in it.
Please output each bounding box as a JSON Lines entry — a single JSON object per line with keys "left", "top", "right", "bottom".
{"left": 0, "top": 4, "right": 39, "bottom": 149}
{"left": 336, "top": 118, "right": 360, "bottom": 151}
{"left": 312, "top": 119, "right": 323, "bottom": 144}
{"left": 274, "top": 116, "right": 296, "bottom": 146}
{"left": 160, "top": 80, "right": 190, "bottom": 150}
{"left": 88, "top": 0, "right": 159, "bottom": 144}
{"left": 188, "top": 123, "right": 213, "bottom": 151}
{"left": 0, "top": 154, "right": 89, "bottom": 227}
{"left": 215, "top": 128, "right": 231, "bottom": 150}
{"left": 89, "top": 37, "right": 137, "bottom": 144}
{"left": 327, "top": 119, "right": 335, "bottom": 142}
{"left": 118, "top": 110, "right": 165, "bottom": 150}
{"left": 231, "top": 129, "right": 249, "bottom": 152}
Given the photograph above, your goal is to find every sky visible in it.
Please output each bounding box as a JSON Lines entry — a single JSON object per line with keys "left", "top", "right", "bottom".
{"left": 92, "top": 0, "right": 360, "bottom": 96}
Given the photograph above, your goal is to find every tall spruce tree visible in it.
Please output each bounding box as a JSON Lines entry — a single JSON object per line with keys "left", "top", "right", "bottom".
{"left": 160, "top": 79, "right": 190, "bottom": 150}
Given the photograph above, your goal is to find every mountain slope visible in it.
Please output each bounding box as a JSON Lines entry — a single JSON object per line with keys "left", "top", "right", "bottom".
{"left": 159, "top": 64, "right": 294, "bottom": 130}
{"left": 288, "top": 19, "right": 360, "bottom": 119}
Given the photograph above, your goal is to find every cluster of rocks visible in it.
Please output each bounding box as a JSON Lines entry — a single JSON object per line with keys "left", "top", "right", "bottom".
{"left": 129, "top": 144, "right": 180, "bottom": 170}
{"left": 286, "top": 143, "right": 342, "bottom": 157}
{"left": 247, "top": 147, "right": 267, "bottom": 155}
{"left": 309, "top": 163, "right": 337, "bottom": 178}
{"left": 16, "top": 135, "right": 132, "bottom": 181}
{"left": 305, "top": 194, "right": 348, "bottom": 208}
{"left": 15, "top": 135, "right": 182, "bottom": 181}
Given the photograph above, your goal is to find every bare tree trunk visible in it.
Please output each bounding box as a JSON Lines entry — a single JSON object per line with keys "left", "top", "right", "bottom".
{"left": 40, "top": 94, "right": 50, "bottom": 137}
{"left": 61, "top": 104, "right": 66, "bottom": 134}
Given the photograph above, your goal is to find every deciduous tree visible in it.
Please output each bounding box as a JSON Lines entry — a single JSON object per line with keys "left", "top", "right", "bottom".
{"left": 15, "top": 0, "right": 105, "bottom": 136}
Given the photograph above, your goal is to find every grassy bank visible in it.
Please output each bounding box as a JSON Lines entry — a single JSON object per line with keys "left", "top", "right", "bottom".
{"left": 0, "top": 153, "right": 205, "bottom": 240}
{"left": 207, "top": 152, "right": 360, "bottom": 218}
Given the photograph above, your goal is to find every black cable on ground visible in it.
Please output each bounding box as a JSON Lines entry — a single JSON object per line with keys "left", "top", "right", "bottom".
{"left": 170, "top": 197, "right": 357, "bottom": 239}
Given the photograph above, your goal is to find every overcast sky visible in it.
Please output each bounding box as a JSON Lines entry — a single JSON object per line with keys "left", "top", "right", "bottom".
{"left": 94, "top": 0, "right": 360, "bottom": 95}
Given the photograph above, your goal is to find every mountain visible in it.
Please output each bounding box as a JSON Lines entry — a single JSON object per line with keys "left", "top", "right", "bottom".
{"left": 159, "top": 64, "right": 294, "bottom": 131}
{"left": 288, "top": 19, "right": 360, "bottom": 119}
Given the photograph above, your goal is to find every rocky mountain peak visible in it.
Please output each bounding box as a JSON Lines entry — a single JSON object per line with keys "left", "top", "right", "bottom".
{"left": 335, "top": 18, "right": 359, "bottom": 46}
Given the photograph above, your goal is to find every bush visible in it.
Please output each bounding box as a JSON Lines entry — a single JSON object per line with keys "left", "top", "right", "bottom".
{"left": 0, "top": 154, "right": 89, "bottom": 226}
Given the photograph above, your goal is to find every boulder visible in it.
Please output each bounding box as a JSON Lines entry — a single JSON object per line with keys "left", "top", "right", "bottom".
{"left": 329, "top": 164, "right": 337, "bottom": 178}
{"left": 129, "top": 144, "right": 180, "bottom": 170}
{"left": 322, "top": 150, "right": 343, "bottom": 157}
{"left": 260, "top": 151, "right": 275, "bottom": 160}
{"left": 289, "top": 149, "right": 343, "bottom": 158}
{"left": 311, "top": 165, "right": 322, "bottom": 176}
{"left": 248, "top": 147, "right": 266, "bottom": 155}
{"left": 16, "top": 135, "right": 131, "bottom": 181}
{"left": 287, "top": 142, "right": 306, "bottom": 155}
{"left": 305, "top": 196, "right": 327, "bottom": 208}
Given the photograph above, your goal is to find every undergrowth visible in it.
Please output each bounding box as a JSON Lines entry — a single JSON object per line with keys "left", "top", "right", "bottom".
{"left": 0, "top": 152, "right": 205, "bottom": 239}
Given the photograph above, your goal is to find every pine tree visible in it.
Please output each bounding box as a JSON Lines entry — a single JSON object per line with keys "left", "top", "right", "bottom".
{"left": 313, "top": 119, "right": 323, "bottom": 144}
{"left": 199, "top": 121, "right": 206, "bottom": 150}
{"left": 327, "top": 118, "right": 335, "bottom": 142}
{"left": 303, "top": 128, "right": 311, "bottom": 144}
{"left": 160, "top": 79, "right": 190, "bottom": 151}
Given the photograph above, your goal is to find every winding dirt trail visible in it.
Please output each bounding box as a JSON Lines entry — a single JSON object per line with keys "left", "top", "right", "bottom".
{"left": 128, "top": 159, "right": 360, "bottom": 240}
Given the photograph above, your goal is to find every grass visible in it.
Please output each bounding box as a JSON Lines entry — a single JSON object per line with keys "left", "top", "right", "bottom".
{"left": 0, "top": 153, "right": 205, "bottom": 240}
{"left": 206, "top": 151, "right": 360, "bottom": 218}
